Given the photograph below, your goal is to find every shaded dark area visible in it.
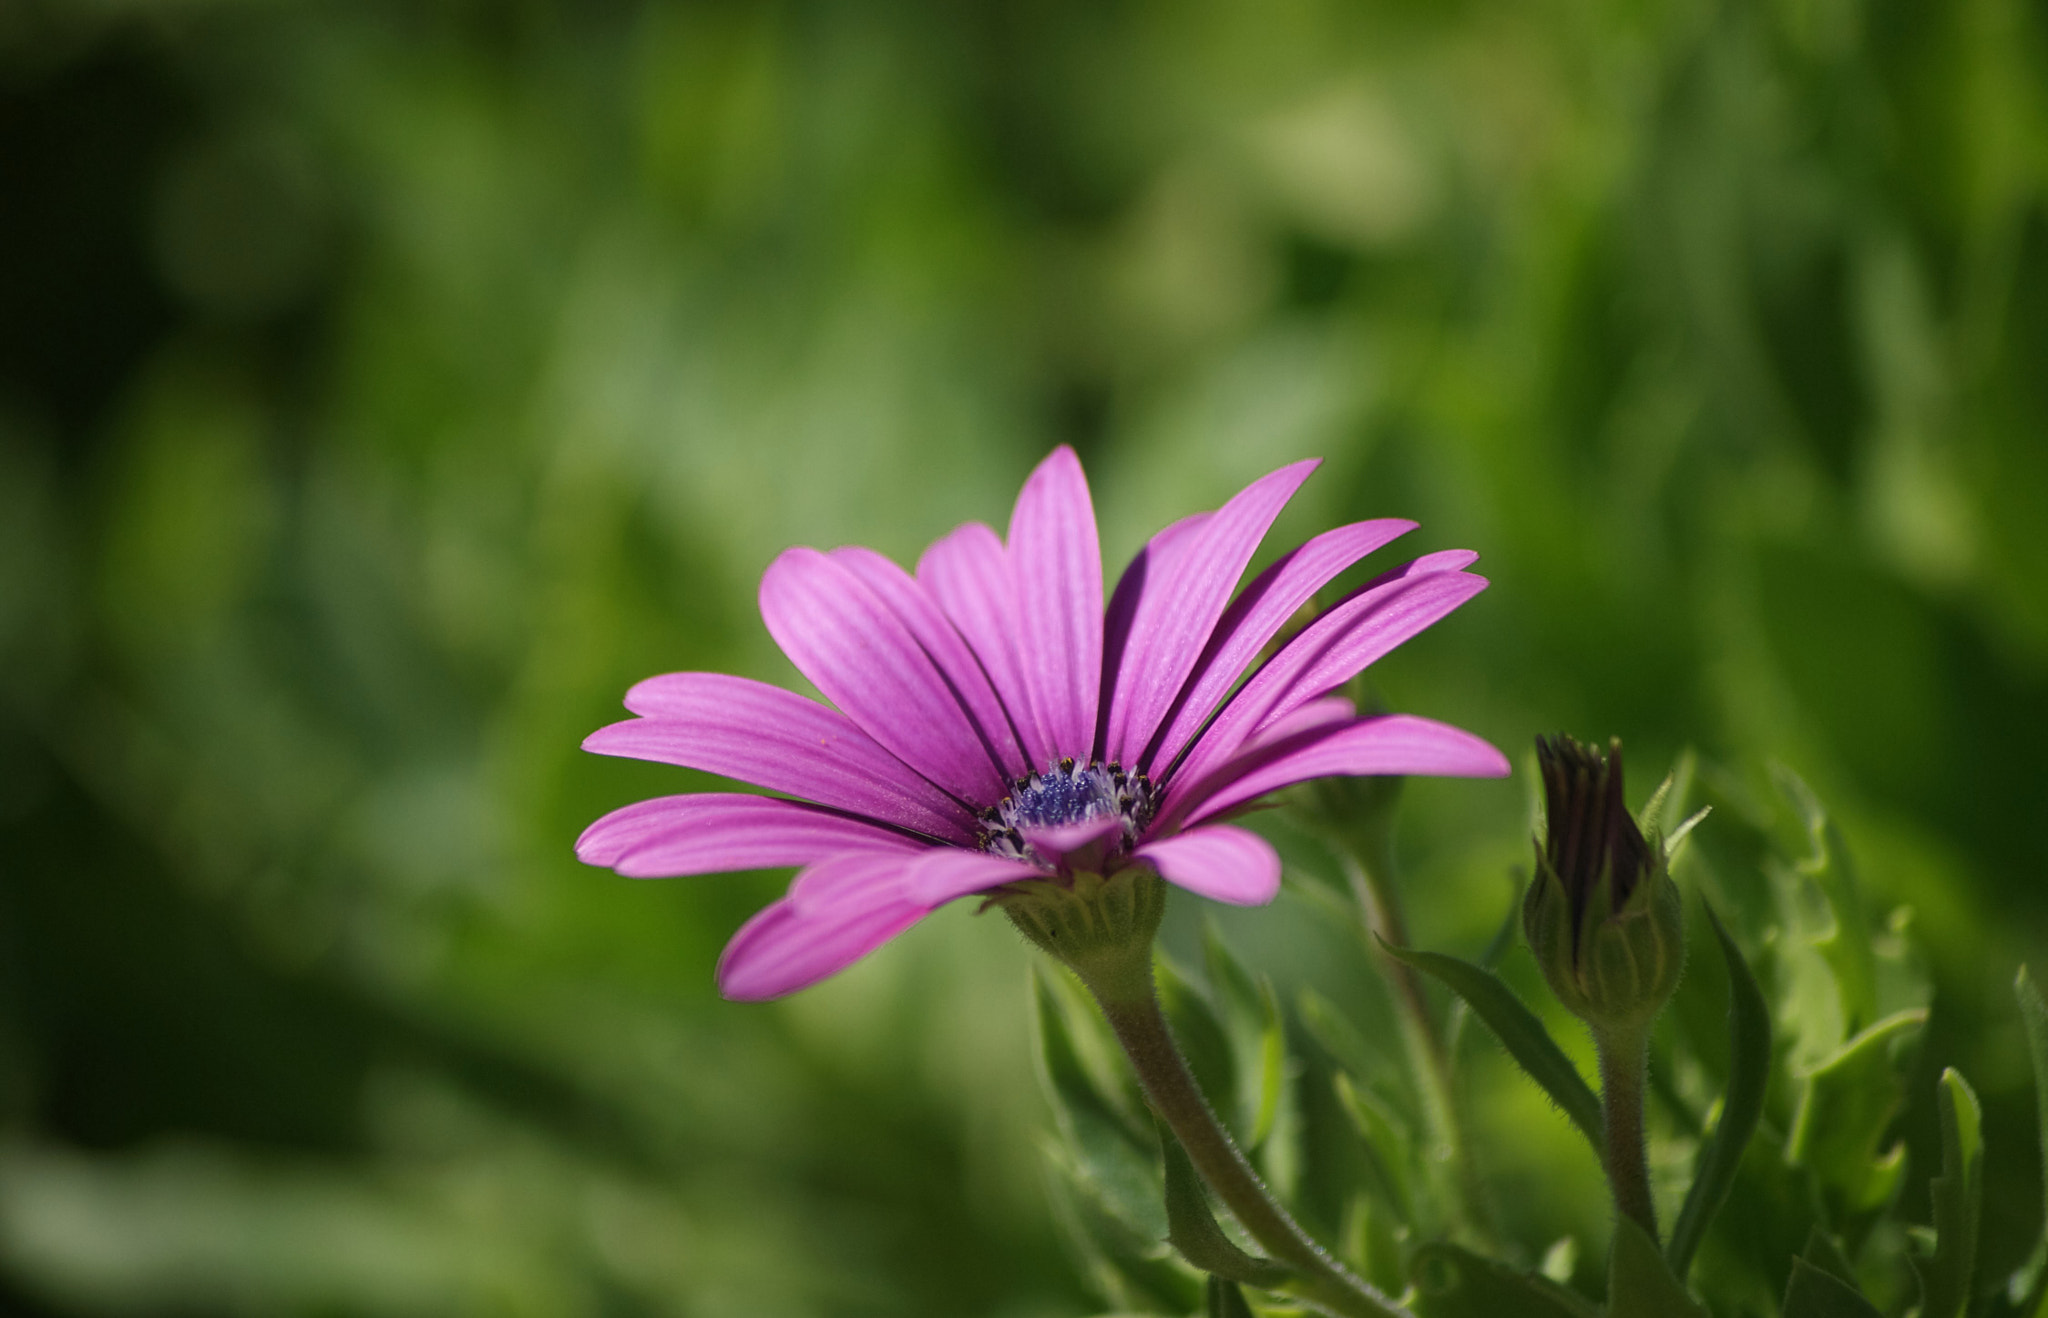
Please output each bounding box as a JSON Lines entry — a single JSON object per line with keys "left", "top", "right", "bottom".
{"left": 0, "top": 36, "right": 191, "bottom": 456}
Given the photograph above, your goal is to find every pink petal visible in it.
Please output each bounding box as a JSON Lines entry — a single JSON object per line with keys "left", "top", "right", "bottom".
{"left": 902, "top": 848, "right": 1041, "bottom": 906}
{"left": 717, "top": 892, "right": 929, "bottom": 1000}
{"left": 1245, "top": 695, "right": 1357, "bottom": 748}
{"left": 1144, "top": 518, "right": 1419, "bottom": 774}
{"left": 576, "top": 793, "right": 929, "bottom": 878}
{"left": 716, "top": 845, "right": 1038, "bottom": 999}
{"left": 787, "top": 846, "right": 1032, "bottom": 913}
{"left": 1018, "top": 814, "right": 1124, "bottom": 874}
{"left": 1101, "top": 512, "right": 1211, "bottom": 748}
{"left": 786, "top": 848, "right": 922, "bottom": 913}
{"left": 1177, "top": 714, "right": 1512, "bottom": 827}
{"left": 917, "top": 522, "right": 1052, "bottom": 770}
{"left": 1006, "top": 447, "right": 1103, "bottom": 762}
{"left": 830, "top": 545, "right": 1029, "bottom": 779}
{"left": 590, "top": 672, "right": 974, "bottom": 843}
{"left": 1136, "top": 825, "right": 1282, "bottom": 906}
{"left": 1162, "top": 561, "right": 1488, "bottom": 810}
{"left": 760, "top": 547, "right": 1008, "bottom": 803}
{"left": 1103, "top": 461, "right": 1319, "bottom": 767}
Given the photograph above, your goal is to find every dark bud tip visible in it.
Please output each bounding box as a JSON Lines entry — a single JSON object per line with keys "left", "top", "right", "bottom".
{"left": 1536, "top": 733, "right": 1652, "bottom": 920}
{"left": 1526, "top": 734, "right": 1684, "bottom": 1031}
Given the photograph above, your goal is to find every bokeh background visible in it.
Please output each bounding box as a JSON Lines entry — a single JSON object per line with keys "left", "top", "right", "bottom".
{"left": 3, "top": 0, "right": 2047, "bottom": 1313}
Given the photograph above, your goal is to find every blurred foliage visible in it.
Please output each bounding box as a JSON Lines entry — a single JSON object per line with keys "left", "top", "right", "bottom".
{"left": 2, "top": 0, "right": 2047, "bottom": 1313}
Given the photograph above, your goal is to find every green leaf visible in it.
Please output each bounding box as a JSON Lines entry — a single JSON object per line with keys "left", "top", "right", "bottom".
{"left": 1408, "top": 1242, "right": 1596, "bottom": 1318}
{"left": 1158, "top": 1121, "right": 1295, "bottom": 1289}
{"left": 1666, "top": 904, "right": 1772, "bottom": 1278}
{"left": 1342, "top": 1194, "right": 1407, "bottom": 1298}
{"left": 1296, "top": 987, "right": 1401, "bottom": 1089}
{"left": 1377, "top": 938, "right": 1602, "bottom": 1152}
{"left": 1773, "top": 766, "right": 1879, "bottom": 1037}
{"left": 1605, "top": 1217, "right": 1709, "bottom": 1318}
{"left": 1332, "top": 1071, "right": 1418, "bottom": 1226}
{"left": 1041, "top": 1150, "right": 1196, "bottom": 1312}
{"left": 1206, "top": 1275, "right": 1257, "bottom": 1318}
{"left": 1800, "top": 1226, "right": 1860, "bottom": 1289}
{"left": 1785, "top": 1008, "right": 1928, "bottom": 1220}
{"left": 1033, "top": 969, "right": 1165, "bottom": 1238}
{"left": 1639, "top": 748, "right": 1697, "bottom": 838}
{"left": 1782, "top": 1258, "right": 1884, "bottom": 1318}
{"left": 2009, "top": 967, "right": 2048, "bottom": 1311}
{"left": 1446, "top": 878, "right": 1526, "bottom": 1058}
{"left": 1912, "top": 1068, "right": 1983, "bottom": 1318}
{"left": 1251, "top": 991, "right": 1286, "bottom": 1152}
{"left": 1158, "top": 955, "right": 1240, "bottom": 1138}
{"left": 1203, "top": 924, "right": 1287, "bottom": 1150}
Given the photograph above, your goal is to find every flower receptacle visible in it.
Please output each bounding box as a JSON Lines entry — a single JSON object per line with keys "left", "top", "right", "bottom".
{"left": 1000, "top": 867, "right": 1168, "bottom": 1004}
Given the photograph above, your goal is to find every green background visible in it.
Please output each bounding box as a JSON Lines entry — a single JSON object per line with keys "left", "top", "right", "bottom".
{"left": 2, "top": 0, "right": 2045, "bottom": 1313}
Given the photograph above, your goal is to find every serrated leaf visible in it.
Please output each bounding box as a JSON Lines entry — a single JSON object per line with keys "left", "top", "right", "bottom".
{"left": 1913, "top": 1068, "right": 1982, "bottom": 1318}
{"left": 1667, "top": 904, "right": 1772, "bottom": 1278}
{"left": 1773, "top": 766, "right": 1879, "bottom": 1037}
{"left": 1606, "top": 1217, "right": 1709, "bottom": 1318}
{"left": 1159, "top": 1122, "right": 1295, "bottom": 1289}
{"left": 1407, "top": 1242, "right": 1596, "bottom": 1318}
{"left": 1782, "top": 1257, "right": 1884, "bottom": 1318}
{"left": 1333, "top": 1072, "right": 1417, "bottom": 1226}
{"left": 1446, "top": 878, "right": 1526, "bottom": 1059}
{"left": 1207, "top": 1274, "right": 1258, "bottom": 1318}
{"left": 1786, "top": 1008, "right": 1927, "bottom": 1220}
{"left": 1377, "top": 939, "right": 1602, "bottom": 1152}
{"left": 2009, "top": 967, "right": 2048, "bottom": 1312}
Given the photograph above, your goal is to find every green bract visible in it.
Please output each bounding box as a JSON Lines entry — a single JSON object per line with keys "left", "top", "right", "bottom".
{"left": 1002, "top": 869, "right": 1170, "bottom": 1004}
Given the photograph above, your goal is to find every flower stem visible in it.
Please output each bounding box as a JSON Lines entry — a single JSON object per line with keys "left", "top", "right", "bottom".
{"left": 1342, "top": 853, "right": 1498, "bottom": 1250}
{"left": 1083, "top": 966, "right": 1410, "bottom": 1318}
{"left": 1594, "top": 1025, "right": 1657, "bottom": 1240}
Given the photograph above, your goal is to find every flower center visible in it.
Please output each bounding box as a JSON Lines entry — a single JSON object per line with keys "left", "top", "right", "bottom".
{"left": 977, "top": 758, "right": 1158, "bottom": 869}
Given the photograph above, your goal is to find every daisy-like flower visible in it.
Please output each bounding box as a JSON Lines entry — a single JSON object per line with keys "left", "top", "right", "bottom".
{"left": 578, "top": 448, "right": 1509, "bottom": 1000}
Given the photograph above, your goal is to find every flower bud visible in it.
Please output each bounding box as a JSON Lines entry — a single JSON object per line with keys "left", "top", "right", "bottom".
{"left": 1522, "top": 735, "right": 1684, "bottom": 1033}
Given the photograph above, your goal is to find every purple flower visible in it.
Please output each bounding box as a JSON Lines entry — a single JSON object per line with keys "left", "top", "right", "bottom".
{"left": 579, "top": 449, "right": 1509, "bottom": 999}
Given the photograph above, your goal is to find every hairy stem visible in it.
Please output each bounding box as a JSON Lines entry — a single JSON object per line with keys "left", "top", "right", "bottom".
{"left": 1344, "top": 852, "right": 1498, "bottom": 1249}
{"left": 1594, "top": 1025, "right": 1658, "bottom": 1241}
{"left": 1084, "top": 969, "right": 1410, "bottom": 1318}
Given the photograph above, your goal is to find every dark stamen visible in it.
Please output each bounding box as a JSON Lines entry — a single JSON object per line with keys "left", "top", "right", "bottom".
{"left": 977, "top": 758, "right": 1158, "bottom": 870}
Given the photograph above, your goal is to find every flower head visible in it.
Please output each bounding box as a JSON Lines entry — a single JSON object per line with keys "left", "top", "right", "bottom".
{"left": 579, "top": 448, "right": 1508, "bottom": 999}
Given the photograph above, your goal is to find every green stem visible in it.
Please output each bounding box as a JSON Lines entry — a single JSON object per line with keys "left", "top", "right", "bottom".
{"left": 1343, "top": 852, "right": 1498, "bottom": 1249}
{"left": 1084, "top": 969, "right": 1410, "bottom": 1318}
{"left": 1594, "top": 1026, "right": 1657, "bottom": 1241}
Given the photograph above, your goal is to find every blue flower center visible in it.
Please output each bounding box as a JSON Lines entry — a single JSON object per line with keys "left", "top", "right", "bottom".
{"left": 978, "top": 759, "right": 1158, "bottom": 868}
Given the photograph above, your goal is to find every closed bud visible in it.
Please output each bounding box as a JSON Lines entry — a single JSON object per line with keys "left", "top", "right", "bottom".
{"left": 1522, "top": 735, "right": 1684, "bottom": 1033}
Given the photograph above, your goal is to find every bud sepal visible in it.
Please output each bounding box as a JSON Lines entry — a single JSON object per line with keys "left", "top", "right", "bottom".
{"left": 1524, "top": 848, "right": 1686, "bottom": 1034}
{"left": 1522, "top": 735, "right": 1687, "bottom": 1036}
